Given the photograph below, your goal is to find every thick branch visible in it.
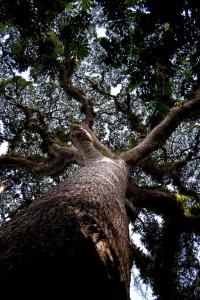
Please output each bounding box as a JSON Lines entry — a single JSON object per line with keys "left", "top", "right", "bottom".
{"left": 138, "top": 157, "right": 199, "bottom": 201}
{"left": 121, "top": 89, "right": 200, "bottom": 165}
{"left": 126, "top": 182, "right": 184, "bottom": 217}
{"left": 0, "top": 144, "right": 81, "bottom": 176}
{"left": 33, "top": 144, "right": 83, "bottom": 175}
{"left": 138, "top": 128, "right": 200, "bottom": 182}
{"left": 0, "top": 155, "right": 38, "bottom": 171}
{"left": 70, "top": 124, "right": 104, "bottom": 164}
{"left": 81, "top": 123, "right": 114, "bottom": 158}
{"left": 127, "top": 182, "right": 200, "bottom": 232}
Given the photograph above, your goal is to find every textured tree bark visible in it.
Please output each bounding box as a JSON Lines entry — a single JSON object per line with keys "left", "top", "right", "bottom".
{"left": 0, "top": 126, "right": 131, "bottom": 300}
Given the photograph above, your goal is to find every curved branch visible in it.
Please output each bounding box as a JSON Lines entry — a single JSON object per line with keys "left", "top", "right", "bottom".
{"left": 127, "top": 181, "right": 200, "bottom": 232}
{"left": 60, "top": 59, "right": 95, "bottom": 127}
{"left": 121, "top": 89, "right": 200, "bottom": 165}
{"left": 139, "top": 157, "right": 169, "bottom": 180}
{"left": 0, "top": 155, "right": 38, "bottom": 171}
{"left": 126, "top": 182, "right": 184, "bottom": 218}
{"left": 0, "top": 144, "right": 82, "bottom": 176}
{"left": 33, "top": 144, "right": 83, "bottom": 175}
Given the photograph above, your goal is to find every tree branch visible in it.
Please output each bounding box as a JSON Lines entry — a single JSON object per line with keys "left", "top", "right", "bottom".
{"left": 170, "top": 170, "right": 199, "bottom": 200}
{"left": 113, "top": 94, "right": 146, "bottom": 134}
{"left": 127, "top": 181, "right": 200, "bottom": 232}
{"left": 0, "top": 144, "right": 82, "bottom": 176}
{"left": 87, "top": 77, "right": 146, "bottom": 135}
{"left": 59, "top": 58, "right": 95, "bottom": 127}
{"left": 3, "top": 94, "right": 50, "bottom": 152}
{"left": 81, "top": 123, "right": 114, "bottom": 158}
{"left": 130, "top": 242, "right": 154, "bottom": 276}
{"left": 139, "top": 156, "right": 199, "bottom": 201}
{"left": 126, "top": 181, "right": 184, "bottom": 218}
{"left": 121, "top": 89, "right": 200, "bottom": 165}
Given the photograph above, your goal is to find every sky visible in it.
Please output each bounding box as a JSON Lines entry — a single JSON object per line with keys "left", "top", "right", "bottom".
{"left": 0, "top": 141, "right": 8, "bottom": 155}
{"left": 0, "top": 120, "right": 8, "bottom": 155}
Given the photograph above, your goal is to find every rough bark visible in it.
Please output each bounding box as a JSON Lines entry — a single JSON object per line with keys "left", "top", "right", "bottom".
{"left": 0, "top": 125, "right": 131, "bottom": 300}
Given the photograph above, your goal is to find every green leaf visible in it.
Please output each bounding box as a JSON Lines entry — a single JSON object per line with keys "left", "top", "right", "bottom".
{"left": 175, "top": 193, "right": 189, "bottom": 203}
{"left": 77, "top": 0, "right": 91, "bottom": 11}
{"left": 65, "top": 3, "right": 73, "bottom": 11}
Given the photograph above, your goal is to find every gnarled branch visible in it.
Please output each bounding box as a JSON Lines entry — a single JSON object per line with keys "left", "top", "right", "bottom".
{"left": 0, "top": 144, "right": 82, "bottom": 176}
{"left": 121, "top": 89, "right": 200, "bottom": 165}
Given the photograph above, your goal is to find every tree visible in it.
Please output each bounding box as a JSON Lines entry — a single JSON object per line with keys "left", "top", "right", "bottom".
{"left": 0, "top": 0, "right": 200, "bottom": 299}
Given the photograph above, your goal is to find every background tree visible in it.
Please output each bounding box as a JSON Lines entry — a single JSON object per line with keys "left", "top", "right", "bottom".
{"left": 0, "top": 0, "right": 200, "bottom": 299}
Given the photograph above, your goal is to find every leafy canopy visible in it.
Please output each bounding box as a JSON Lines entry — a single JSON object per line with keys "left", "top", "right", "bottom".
{"left": 0, "top": 0, "right": 200, "bottom": 299}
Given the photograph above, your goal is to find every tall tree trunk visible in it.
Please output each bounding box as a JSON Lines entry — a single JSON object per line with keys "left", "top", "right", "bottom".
{"left": 0, "top": 156, "right": 131, "bottom": 299}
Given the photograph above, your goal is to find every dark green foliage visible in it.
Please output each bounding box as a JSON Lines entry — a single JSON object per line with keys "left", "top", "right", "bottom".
{"left": 0, "top": 1, "right": 200, "bottom": 299}
{"left": 1, "top": 0, "right": 70, "bottom": 34}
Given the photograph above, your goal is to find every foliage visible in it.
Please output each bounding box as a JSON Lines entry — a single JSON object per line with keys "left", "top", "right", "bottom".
{"left": 0, "top": 0, "right": 200, "bottom": 299}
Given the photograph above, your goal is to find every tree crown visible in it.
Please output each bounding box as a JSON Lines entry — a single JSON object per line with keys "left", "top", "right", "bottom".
{"left": 0, "top": 0, "right": 200, "bottom": 298}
